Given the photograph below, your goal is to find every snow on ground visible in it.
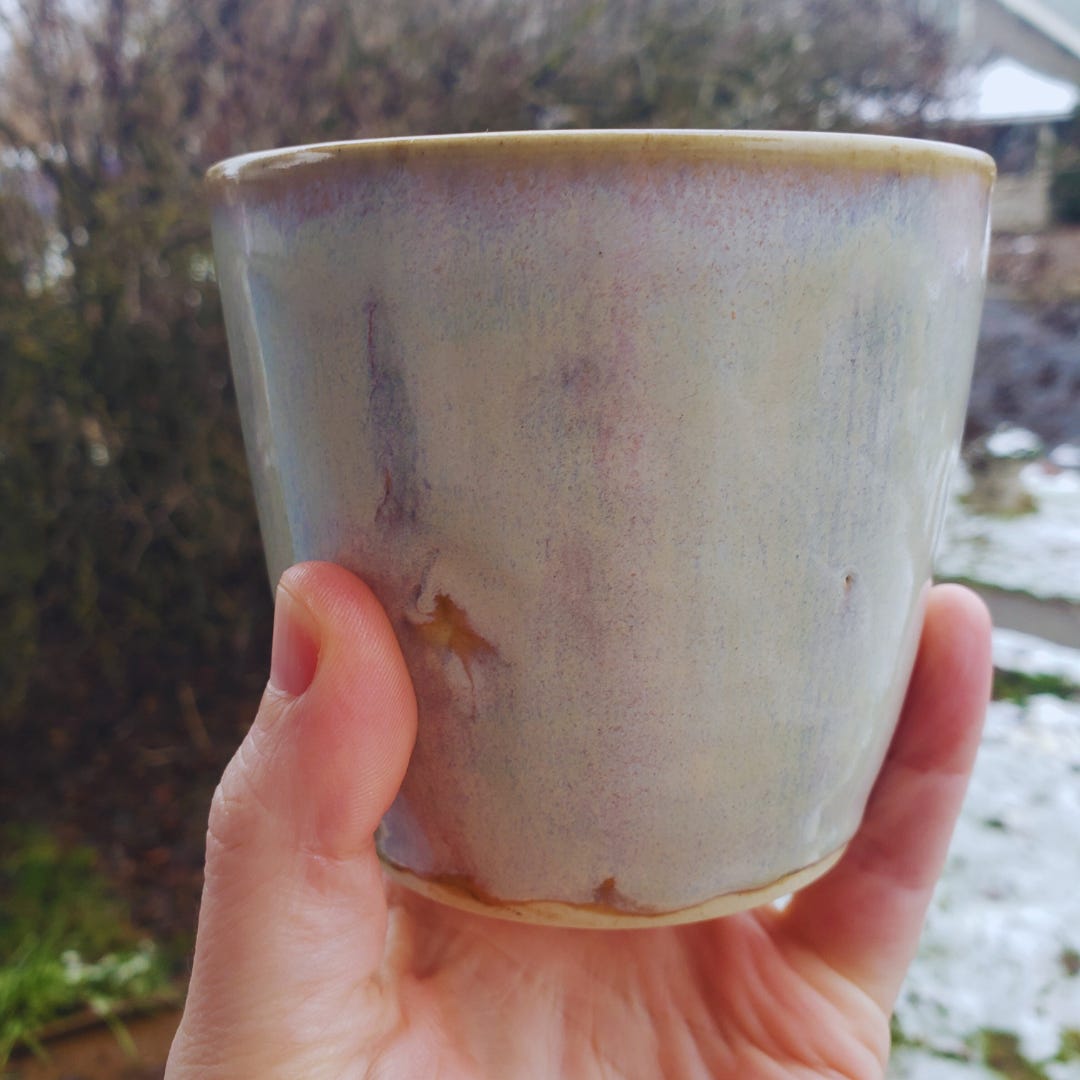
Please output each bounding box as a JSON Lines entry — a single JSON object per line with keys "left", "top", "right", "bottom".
{"left": 890, "top": 1048, "right": 1003, "bottom": 1080}
{"left": 890, "top": 458, "right": 1080, "bottom": 1074}
{"left": 935, "top": 463, "right": 1080, "bottom": 603}
{"left": 890, "top": 692, "right": 1080, "bottom": 1073}
{"left": 887, "top": 634, "right": 1080, "bottom": 1078}
{"left": 993, "top": 629, "right": 1080, "bottom": 687}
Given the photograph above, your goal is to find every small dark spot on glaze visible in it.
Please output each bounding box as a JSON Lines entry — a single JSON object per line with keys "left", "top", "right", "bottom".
{"left": 843, "top": 571, "right": 857, "bottom": 592}
{"left": 586, "top": 877, "right": 651, "bottom": 914}
{"left": 593, "top": 877, "right": 619, "bottom": 905}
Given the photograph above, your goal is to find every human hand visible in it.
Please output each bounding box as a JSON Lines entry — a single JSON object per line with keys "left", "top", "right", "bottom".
{"left": 166, "top": 562, "right": 991, "bottom": 1079}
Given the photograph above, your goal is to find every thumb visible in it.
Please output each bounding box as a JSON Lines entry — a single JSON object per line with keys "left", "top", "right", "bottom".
{"left": 167, "top": 562, "right": 417, "bottom": 1079}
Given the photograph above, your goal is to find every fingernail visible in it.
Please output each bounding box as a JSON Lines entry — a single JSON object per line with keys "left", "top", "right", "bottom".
{"left": 269, "top": 581, "right": 319, "bottom": 697}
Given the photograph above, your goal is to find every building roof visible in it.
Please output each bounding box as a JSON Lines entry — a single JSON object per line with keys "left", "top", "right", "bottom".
{"left": 993, "top": 0, "right": 1080, "bottom": 62}
{"left": 946, "top": 54, "right": 1080, "bottom": 122}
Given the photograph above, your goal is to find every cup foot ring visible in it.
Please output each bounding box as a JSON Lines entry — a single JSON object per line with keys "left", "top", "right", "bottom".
{"left": 380, "top": 843, "right": 848, "bottom": 928}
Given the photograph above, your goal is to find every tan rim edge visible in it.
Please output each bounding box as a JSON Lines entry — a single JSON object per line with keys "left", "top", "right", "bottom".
{"left": 206, "top": 130, "right": 995, "bottom": 192}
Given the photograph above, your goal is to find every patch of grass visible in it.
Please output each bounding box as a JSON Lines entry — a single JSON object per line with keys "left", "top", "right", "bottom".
{"left": 889, "top": 1013, "right": 913, "bottom": 1049}
{"left": 957, "top": 494, "right": 1039, "bottom": 518}
{"left": 889, "top": 1013, "right": 973, "bottom": 1065}
{"left": 1061, "top": 947, "right": 1080, "bottom": 978}
{"left": 1057, "top": 1029, "right": 1080, "bottom": 1063}
{"left": 975, "top": 1029, "right": 1051, "bottom": 1080}
{"left": 992, "top": 667, "right": 1079, "bottom": 704}
{"left": 0, "top": 827, "right": 172, "bottom": 1065}
{"left": 891, "top": 1020, "right": 1080, "bottom": 1078}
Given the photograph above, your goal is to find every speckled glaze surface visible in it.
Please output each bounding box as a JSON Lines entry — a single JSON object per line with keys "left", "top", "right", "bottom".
{"left": 208, "top": 131, "right": 994, "bottom": 926}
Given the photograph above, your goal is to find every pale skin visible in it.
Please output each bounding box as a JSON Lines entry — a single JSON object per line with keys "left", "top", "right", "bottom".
{"left": 166, "top": 562, "right": 992, "bottom": 1079}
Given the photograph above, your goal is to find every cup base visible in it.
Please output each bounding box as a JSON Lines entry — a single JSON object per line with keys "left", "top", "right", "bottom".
{"left": 380, "top": 843, "right": 848, "bottom": 928}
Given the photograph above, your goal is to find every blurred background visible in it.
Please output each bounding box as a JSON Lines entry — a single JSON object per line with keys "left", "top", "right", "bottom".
{"left": 1, "top": 0, "right": 1078, "bottom": 1077}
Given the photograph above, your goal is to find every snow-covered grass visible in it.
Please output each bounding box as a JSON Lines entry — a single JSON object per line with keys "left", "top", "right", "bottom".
{"left": 894, "top": 457, "right": 1080, "bottom": 1076}
{"left": 888, "top": 630, "right": 1080, "bottom": 1080}
{"left": 993, "top": 629, "right": 1080, "bottom": 687}
{"left": 935, "top": 463, "right": 1080, "bottom": 603}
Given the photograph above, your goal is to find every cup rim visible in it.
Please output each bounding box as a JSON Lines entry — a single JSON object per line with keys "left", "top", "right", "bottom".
{"left": 205, "top": 128, "right": 995, "bottom": 195}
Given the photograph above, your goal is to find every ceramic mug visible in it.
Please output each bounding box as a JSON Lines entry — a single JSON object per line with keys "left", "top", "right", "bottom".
{"left": 208, "top": 130, "right": 994, "bottom": 927}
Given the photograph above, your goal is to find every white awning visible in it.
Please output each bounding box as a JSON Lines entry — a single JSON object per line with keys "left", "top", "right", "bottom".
{"left": 945, "top": 56, "right": 1079, "bottom": 123}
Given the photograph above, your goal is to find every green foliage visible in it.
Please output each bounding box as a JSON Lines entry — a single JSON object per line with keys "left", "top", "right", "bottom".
{"left": 1051, "top": 161, "right": 1080, "bottom": 223}
{"left": 1057, "top": 1028, "right": 1080, "bottom": 1062}
{"left": 1051, "top": 109, "right": 1080, "bottom": 224}
{"left": 975, "top": 1029, "right": 1051, "bottom": 1080}
{"left": 968, "top": 1027, "right": 1080, "bottom": 1079}
{"left": 892, "top": 1017, "right": 1080, "bottom": 1076}
{"left": 0, "top": 829, "right": 172, "bottom": 1063}
{"left": 889, "top": 1012, "right": 913, "bottom": 1049}
{"left": 992, "top": 666, "right": 1080, "bottom": 703}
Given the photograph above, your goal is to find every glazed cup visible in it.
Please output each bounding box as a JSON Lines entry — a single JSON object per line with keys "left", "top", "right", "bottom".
{"left": 208, "top": 130, "right": 994, "bottom": 927}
